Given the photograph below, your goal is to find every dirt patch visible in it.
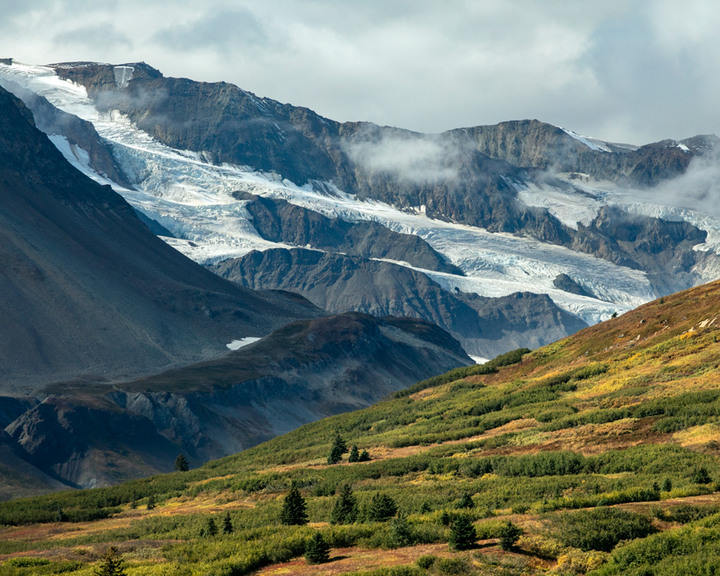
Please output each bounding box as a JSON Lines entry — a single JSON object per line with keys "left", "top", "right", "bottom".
{"left": 257, "top": 544, "right": 452, "bottom": 575}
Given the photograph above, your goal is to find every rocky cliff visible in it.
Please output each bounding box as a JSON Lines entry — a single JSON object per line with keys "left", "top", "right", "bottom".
{"left": 212, "top": 248, "right": 586, "bottom": 358}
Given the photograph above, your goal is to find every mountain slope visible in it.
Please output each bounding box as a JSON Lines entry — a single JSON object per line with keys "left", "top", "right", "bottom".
{"left": 212, "top": 247, "right": 587, "bottom": 357}
{"left": 0, "top": 85, "right": 474, "bottom": 493}
{"left": 3, "top": 312, "right": 471, "bottom": 491}
{"left": 0, "top": 84, "right": 319, "bottom": 392}
{"left": 2, "top": 281, "right": 720, "bottom": 575}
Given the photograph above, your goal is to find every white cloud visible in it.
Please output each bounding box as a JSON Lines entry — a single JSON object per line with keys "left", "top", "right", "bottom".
{"left": 343, "top": 130, "right": 472, "bottom": 184}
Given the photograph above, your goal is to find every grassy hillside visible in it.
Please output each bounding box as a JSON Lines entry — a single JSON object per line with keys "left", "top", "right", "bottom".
{"left": 3, "top": 280, "right": 720, "bottom": 575}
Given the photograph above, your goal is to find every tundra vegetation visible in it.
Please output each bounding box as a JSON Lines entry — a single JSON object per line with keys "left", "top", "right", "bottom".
{"left": 3, "top": 283, "right": 720, "bottom": 574}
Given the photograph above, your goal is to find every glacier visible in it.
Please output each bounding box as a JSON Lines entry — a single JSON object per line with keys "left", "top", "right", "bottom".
{"left": 2, "top": 61, "right": 719, "bottom": 328}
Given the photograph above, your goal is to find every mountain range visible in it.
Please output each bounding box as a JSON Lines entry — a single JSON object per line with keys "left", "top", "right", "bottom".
{"left": 0, "top": 59, "right": 719, "bottom": 497}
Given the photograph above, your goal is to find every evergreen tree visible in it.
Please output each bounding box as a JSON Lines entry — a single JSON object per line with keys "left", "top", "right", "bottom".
{"left": 304, "top": 531, "right": 330, "bottom": 564}
{"left": 367, "top": 492, "right": 398, "bottom": 522}
{"left": 174, "top": 453, "right": 190, "bottom": 472}
{"left": 205, "top": 517, "right": 218, "bottom": 537}
{"left": 692, "top": 467, "right": 712, "bottom": 484}
{"left": 327, "top": 434, "right": 347, "bottom": 464}
{"left": 348, "top": 444, "right": 360, "bottom": 463}
{"left": 222, "top": 511, "right": 233, "bottom": 534}
{"left": 280, "top": 484, "right": 309, "bottom": 525}
{"left": 456, "top": 492, "right": 475, "bottom": 509}
{"left": 358, "top": 450, "right": 371, "bottom": 462}
{"left": 389, "top": 511, "right": 415, "bottom": 547}
{"left": 662, "top": 478, "right": 673, "bottom": 492}
{"left": 93, "top": 546, "right": 126, "bottom": 576}
{"left": 146, "top": 494, "right": 155, "bottom": 510}
{"left": 331, "top": 483, "right": 358, "bottom": 524}
{"left": 449, "top": 514, "right": 477, "bottom": 550}
{"left": 498, "top": 520, "right": 522, "bottom": 550}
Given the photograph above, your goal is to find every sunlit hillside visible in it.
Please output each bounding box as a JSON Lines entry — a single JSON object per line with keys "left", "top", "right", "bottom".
{"left": 3, "top": 280, "right": 720, "bottom": 575}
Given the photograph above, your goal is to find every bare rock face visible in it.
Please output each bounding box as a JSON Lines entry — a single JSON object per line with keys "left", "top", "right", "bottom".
{"left": 234, "top": 192, "right": 463, "bottom": 274}
{"left": 211, "top": 248, "right": 587, "bottom": 358}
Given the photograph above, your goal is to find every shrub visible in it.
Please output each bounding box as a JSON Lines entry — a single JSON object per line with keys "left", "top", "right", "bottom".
{"left": 434, "top": 557, "right": 471, "bottom": 574}
{"left": 551, "top": 508, "right": 656, "bottom": 552}
{"left": 416, "top": 554, "right": 437, "bottom": 569}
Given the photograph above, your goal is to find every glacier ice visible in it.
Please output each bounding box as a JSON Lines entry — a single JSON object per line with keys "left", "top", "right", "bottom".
{"left": 2, "top": 61, "right": 718, "bottom": 328}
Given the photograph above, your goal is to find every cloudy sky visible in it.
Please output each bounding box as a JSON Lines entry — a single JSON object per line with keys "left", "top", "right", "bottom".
{"left": 1, "top": 0, "right": 718, "bottom": 145}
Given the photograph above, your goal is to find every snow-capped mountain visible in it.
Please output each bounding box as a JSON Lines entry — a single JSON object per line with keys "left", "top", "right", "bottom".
{"left": 1, "top": 60, "right": 719, "bottom": 359}
{"left": 0, "top": 80, "right": 472, "bottom": 493}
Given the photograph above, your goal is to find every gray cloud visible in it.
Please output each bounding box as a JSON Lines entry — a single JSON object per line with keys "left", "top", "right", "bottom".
{"left": 53, "top": 23, "right": 132, "bottom": 52}
{"left": 154, "top": 8, "right": 268, "bottom": 53}
{"left": 0, "top": 0, "right": 718, "bottom": 145}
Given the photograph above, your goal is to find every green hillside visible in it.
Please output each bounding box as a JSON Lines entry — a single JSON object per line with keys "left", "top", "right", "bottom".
{"left": 3, "top": 280, "right": 720, "bottom": 575}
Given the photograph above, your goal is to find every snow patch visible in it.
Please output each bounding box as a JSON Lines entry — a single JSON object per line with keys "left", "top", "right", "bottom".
{"left": 561, "top": 128, "right": 612, "bottom": 152}
{"left": 113, "top": 66, "right": 134, "bottom": 89}
{"left": 226, "top": 337, "right": 261, "bottom": 350}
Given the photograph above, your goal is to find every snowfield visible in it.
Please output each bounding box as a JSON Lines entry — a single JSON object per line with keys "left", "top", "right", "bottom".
{"left": 2, "top": 61, "right": 719, "bottom": 328}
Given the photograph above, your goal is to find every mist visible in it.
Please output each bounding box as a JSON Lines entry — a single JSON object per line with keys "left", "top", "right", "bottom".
{"left": 343, "top": 130, "right": 474, "bottom": 184}
{"left": 648, "top": 149, "right": 720, "bottom": 218}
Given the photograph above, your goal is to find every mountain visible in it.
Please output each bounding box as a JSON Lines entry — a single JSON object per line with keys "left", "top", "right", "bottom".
{"left": 5, "top": 312, "right": 470, "bottom": 492}
{"left": 3, "top": 279, "right": 720, "bottom": 574}
{"left": 0, "top": 84, "right": 318, "bottom": 393}
{"left": 0, "top": 83, "right": 472, "bottom": 494}
{"left": 212, "top": 247, "right": 587, "bottom": 358}
{"left": 3, "top": 61, "right": 718, "bottom": 362}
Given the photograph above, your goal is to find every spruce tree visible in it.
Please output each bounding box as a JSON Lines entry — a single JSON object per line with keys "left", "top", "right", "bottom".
{"left": 327, "top": 434, "right": 347, "bottom": 464}
{"left": 389, "top": 511, "right": 415, "bottom": 547}
{"left": 304, "top": 531, "right": 330, "bottom": 564}
{"left": 146, "top": 494, "right": 155, "bottom": 510}
{"left": 348, "top": 444, "right": 360, "bottom": 463}
{"left": 205, "top": 517, "right": 218, "bottom": 537}
{"left": 222, "top": 511, "right": 233, "bottom": 534}
{"left": 280, "top": 484, "right": 308, "bottom": 525}
{"left": 693, "top": 467, "right": 712, "bottom": 484}
{"left": 331, "top": 483, "right": 358, "bottom": 524}
{"left": 449, "top": 514, "right": 477, "bottom": 550}
{"left": 93, "top": 546, "right": 126, "bottom": 576}
{"left": 358, "top": 450, "right": 371, "bottom": 462}
{"left": 498, "top": 520, "right": 522, "bottom": 550}
{"left": 457, "top": 492, "right": 475, "bottom": 509}
{"left": 367, "top": 492, "right": 398, "bottom": 522}
{"left": 174, "top": 453, "right": 190, "bottom": 472}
